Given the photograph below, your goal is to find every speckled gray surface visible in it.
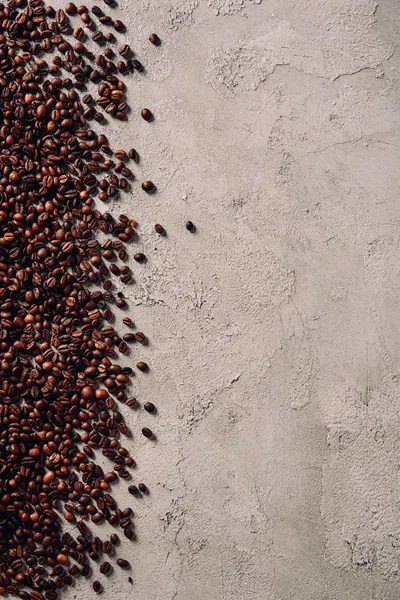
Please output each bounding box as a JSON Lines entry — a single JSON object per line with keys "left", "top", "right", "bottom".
{"left": 56, "top": 0, "right": 400, "bottom": 598}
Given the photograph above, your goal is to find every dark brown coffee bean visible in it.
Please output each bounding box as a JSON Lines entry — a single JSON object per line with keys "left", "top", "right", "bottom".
{"left": 128, "top": 485, "right": 140, "bottom": 496}
{"left": 128, "top": 148, "right": 139, "bottom": 161}
{"left": 138, "top": 483, "right": 148, "bottom": 493}
{"left": 142, "top": 180, "right": 155, "bottom": 192}
{"left": 93, "top": 581, "right": 102, "bottom": 593}
{"left": 144, "top": 402, "right": 155, "bottom": 413}
{"left": 65, "top": 3, "right": 78, "bottom": 15}
{"left": 149, "top": 33, "right": 161, "bottom": 45}
{"left": 155, "top": 223, "right": 165, "bottom": 235}
{"left": 114, "top": 20, "right": 126, "bottom": 32}
{"left": 134, "top": 253, "right": 146, "bottom": 263}
{"left": 186, "top": 221, "right": 196, "bottom": 232}
{"left": 99, "top": 562, "right": 111, "bottom": 575}
{"left": 117, "top": 559, "right": 130, "bottom": 569}
{"left": 141, "top": 108, "right": 154, "bottom": 122}
{"left": 135, "top": 332, "right": 146, "bottom": 343}
{"left": 142, "top": 427, "right": 153, "bottom": 438}
{"left": 137, "top": 361, "right": 149, "bottom": 372}
{"left": 123, "top": 527, "right": 135, "bottom": 540}
{"left": 119, "top": 44, "right": 131, "bottom": 57}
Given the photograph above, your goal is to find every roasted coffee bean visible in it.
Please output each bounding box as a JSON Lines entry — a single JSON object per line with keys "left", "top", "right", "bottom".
{"left": 186, "top": 220, "right": 196, "bottom": 232}
{"left": 135, "top": 332, "right": 146, "bottom": 343}
{"left": 114, "top": 20, "right": 126, "bottom": 32}
{"left": 117, "top": 559, "right": 130, "bottom": 569}
{"left": 93, "top": 581, "right": 102, "bottom": 593}
{"left": 134, "top": 253, "right": 146, "bottom": 263}
{"left": 142, "top": 427, "right": 153, "bottom": 438}
{"left": 128, "top": 485, "right": 140, "bottom": 496}
{"left": 138, "top": 483, "right": 148, "bottom": 493}
{"left": 128, "top": 148, "right": 139, "bottom": 161}
{"left": 99, "top": 562, "right": 111, "bottom": 575}
{"left": 149, "top": 33, "right": 161, "bottom": 45}
{"left": 141, "top": 108, "right": 154, "bottom": 122}
{"left": 144, "top": 402, "right": 156, "bottom": 413}
{"left": 155, "top": 223, "right": 166, "bottom": 235}
{"left": 119, "top": 44, "right": 131, "bottom": 57}
{"left": 66, "top": 3, "right": 78, "bottom": 15}
{"left": 137, "top": 361, "right": 149, "bottom": 372}
{"left": 142, "top": 179, "right": 155, "bottom": 192}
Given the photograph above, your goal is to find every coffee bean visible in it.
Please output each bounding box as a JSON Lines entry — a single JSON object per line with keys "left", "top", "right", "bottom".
{"left": 155, "top": 223, "right": 166, "bottom": 235}
{"left": 142, "top": 179, "right": 155, "bottom": 192}
{"left": 135, "top": 332, "right": 146, "bottom": 343}
{"left": 137, "top": 361, "right": 149, "bottom": 372}
{"left": 93, "top": 581, "right": 102, "bottom": 593}
{"left": 142, "top": 427, "right": 153, "bottom": 438}
{"left": 99, "top": 562, "right": 111, "bottom": 575}
{"left": 149, "top": 33, "right": 161, "bottom": 45}
{"left": 128, "top": 485, "right": 140, "bottom": 496}
{"left": 114, "top": 20, "right": 126, "bottom": 32}
{"left": 186, "top": 221, "right": 196, "bottom": 232}
{"left": 117, "top": 559, "right": 130, "bottom": 569}
{"left": 144, "top": 402, "right": 156, "bottom": 413}
{"left": 134, "top": 253, "right": 146, "bottom": 263}
{"left": 65, "top": 3, "right": 78, "bottom": 15}
{"left": 141, "top": 108, "right": 154, "bottom": 122}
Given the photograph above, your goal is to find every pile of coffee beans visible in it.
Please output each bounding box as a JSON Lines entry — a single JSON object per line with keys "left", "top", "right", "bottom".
{"left": 0, "top": 0, "right": 160, "bottom": 597}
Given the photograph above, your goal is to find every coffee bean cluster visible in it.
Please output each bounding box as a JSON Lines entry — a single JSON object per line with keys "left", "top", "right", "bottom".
{"left": 0, "top": 0, "right": 161, "bottom": 598}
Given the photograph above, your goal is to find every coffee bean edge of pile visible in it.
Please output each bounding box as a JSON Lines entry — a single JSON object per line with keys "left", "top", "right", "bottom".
{"left": 0, "top": 0, "right": 162, "bottom": 597}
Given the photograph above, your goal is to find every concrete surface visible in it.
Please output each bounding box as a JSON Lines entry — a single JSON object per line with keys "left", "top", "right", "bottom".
{"left": 61, "top": 0, "right": 400, "bottom": 599}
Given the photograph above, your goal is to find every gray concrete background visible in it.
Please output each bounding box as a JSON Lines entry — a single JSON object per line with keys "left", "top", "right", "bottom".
{"left": 59, "top": 0, "right": 400, "bottom": 598}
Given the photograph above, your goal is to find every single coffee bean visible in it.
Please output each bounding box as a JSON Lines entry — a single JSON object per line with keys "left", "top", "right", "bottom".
{"left": 138, "top": 483, "right": 148, "bottom": 493}
{"left": 137, "top": 361, "right": 149, "bottom": 372}
{"left": 149, "top": 33, "right": 161, "bottom": 45}
{"left": 117, "top": 559, "right": 130, "bottom": 569}
{"left": 142, "top": 179, "right": 155, "bottom": 192}
{"left": 65, "top": 3, "right": 78, "bottom": 15}
{"left": 99, "top": 562, "right": 111, "bottom": 575}
{"left": 141, "top": 108, "right": 153, "bottom": 122}
{"left": 93, "top": 581, "right": 102, "bottom": 593}
{"left": 144, "top": 402, "right": 155, "bottom": 413}
{"left": 135, "top": 332, "right": 146, "bottom": 343}
{"left": 114, "top": 20, "right": 126, "bottom": 32}
{"left": 186, "top": 220, "right": 196, "bottom": 232}
{"left": 128, "top": 485, "right": 140, "bottom": 496}
{"left": 155, "top": 223, "right": 165, "bottom": 235}
{"left": 142, "top": 427, "right": 153, "bottom": 438}
{"left": 134, "top": 253, "right": 146, "bottom": 263}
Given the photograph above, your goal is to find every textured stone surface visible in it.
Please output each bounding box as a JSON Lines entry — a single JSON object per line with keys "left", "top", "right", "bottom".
{"left": 57, "top": 0, "right": 400, "bottom": 598}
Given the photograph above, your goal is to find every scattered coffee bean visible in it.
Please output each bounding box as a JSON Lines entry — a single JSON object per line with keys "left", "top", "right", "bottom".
{"left": 186, "top": 220, "right": 196, "bottom": 232}
{"left": 155, "top": 223, "right": 166, "bottom": 235}
{"left": 142, "top": 179, "right": 155, "bottom": 192}
{"left": 149, "top": 33, "right": 161, "bottom": 45}
{"left": 134, "top": 253, "right": 146, "bottom": 263}
{"left": 114, "top": 20, "right": 126, "bottom": 32}
{"left": 137, "top": 361, "right": 149, "bottom": 372}
{"left": 138, "top": 483, "right": 148, "bottom": 493}
{"left": 93, "top": 581, "right": 102, "bottom": 593}
{"left": 142, "top": 427, "right": 153, "bottom": 438}
{"left": 144, "top": 402, "right": 156, "bottom": 413}
{"left": 100, "top": 562, "right": 112, "bottom": 575}
{"left": 141, "top": 108, "right": 154, "bottom": 122}
{"left": 65, "top": 2, "right": 78, "bottom": 15}
{"left": 117, "top": 559, "right": 130, "bottom": 569}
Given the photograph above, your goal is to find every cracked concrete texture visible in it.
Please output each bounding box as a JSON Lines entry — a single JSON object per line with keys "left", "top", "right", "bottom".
{"left": 58, "top": 0, "right": 400, "bottom": 599}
